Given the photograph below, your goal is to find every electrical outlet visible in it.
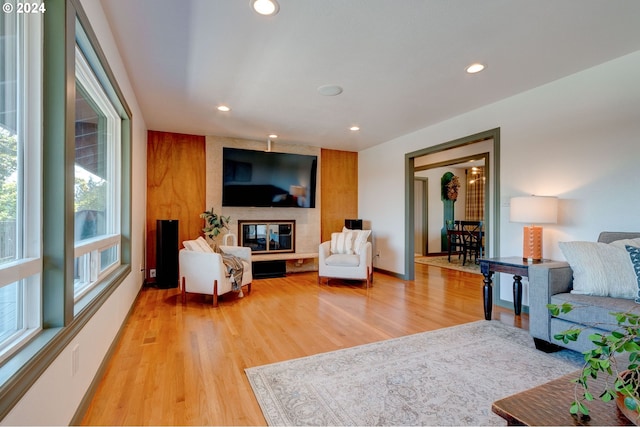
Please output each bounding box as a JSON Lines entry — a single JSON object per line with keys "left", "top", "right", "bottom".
{"left": 150, "top": 269, "right": 156, "bottom": 278}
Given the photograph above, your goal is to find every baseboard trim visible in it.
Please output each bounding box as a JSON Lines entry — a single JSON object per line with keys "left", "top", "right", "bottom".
{"left": 373, "top": 267, "right": 405, "bottom": 280}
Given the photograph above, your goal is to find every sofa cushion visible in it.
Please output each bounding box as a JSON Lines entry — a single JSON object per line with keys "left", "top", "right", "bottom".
{"left": 559, "top": 240, "right": 638, "bottom": 299}
{"left": 550, "top": 292, "right": 640, "bottom": 331}
{"left": 626, "top": 245, "right": 640, "bottom": 303}
{"left": 325, "top": 254, "right": 360, "bottom": 267}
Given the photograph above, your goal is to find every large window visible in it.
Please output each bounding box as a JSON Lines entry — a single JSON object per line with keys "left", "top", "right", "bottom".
{"left": 0, "top": 0, "right": 132, "bottom": 419}
{"left": 0, "top": 2, "right": 42, "bottom": 364}
{"left": 74, "top": 45, "right": 121, "bottom": 301}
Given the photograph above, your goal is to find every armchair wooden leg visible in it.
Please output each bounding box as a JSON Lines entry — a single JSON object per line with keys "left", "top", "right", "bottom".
{"left": 247, "top": 282, "right": 252, "bottom": 294}
{"left": 181, "top": 277, "right": 186, "bottom": 305}
{"left": 213, "top": 280, "right": 219, "bottom": 307}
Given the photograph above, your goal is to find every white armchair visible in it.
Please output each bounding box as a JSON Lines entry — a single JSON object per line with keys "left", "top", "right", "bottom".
{"left": 318, "top": 229, "right": 373, "bottom": 287}
{"left": 179, "top": 236, "right": 252, "bottom": 306}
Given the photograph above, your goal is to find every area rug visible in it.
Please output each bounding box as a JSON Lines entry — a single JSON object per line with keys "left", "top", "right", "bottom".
{"left": 245, "top": 321, "right": 583, "bottom": 426}
{"left": 415, "top": 255, "right": 481, "bottom": 275}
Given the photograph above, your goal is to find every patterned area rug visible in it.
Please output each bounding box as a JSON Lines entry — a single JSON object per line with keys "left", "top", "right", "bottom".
{"left": 415, "top": 255, "right": 481, "bottom": 275}
{"left": 245, "top": 321, "right": 583, "bottom": 426}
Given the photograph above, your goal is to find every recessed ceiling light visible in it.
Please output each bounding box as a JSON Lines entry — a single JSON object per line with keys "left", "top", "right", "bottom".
{"left": 318, "top": 85, "right": 343, "bottom": 96}
{"left": 349, "top": 126, "right": 360, "bottom": 132}
{"left": 466, "top": 63, "right": 486, "bottom": 74}
{"left": 251, "top": 0, "right": 279, "bottom": 16}
{"left": 268, "top": 134, "right": 278, "bottom": 139}
{"left": 217, "top": 105, "right": 231, "bottom": 112}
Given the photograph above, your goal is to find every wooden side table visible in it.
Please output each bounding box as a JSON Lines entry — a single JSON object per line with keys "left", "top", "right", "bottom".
{"left": 479, "top": 257, "right": 556, "bottom": 321}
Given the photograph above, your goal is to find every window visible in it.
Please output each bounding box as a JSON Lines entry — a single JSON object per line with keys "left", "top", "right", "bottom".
{"left": 0, "top": 0, "right": 132, "bottom": 418}
{"left": 73, "top": 45, "right": 121, "bottom": 301}
{"left": 0, "top": 2, "right": 42, "bottom": 363}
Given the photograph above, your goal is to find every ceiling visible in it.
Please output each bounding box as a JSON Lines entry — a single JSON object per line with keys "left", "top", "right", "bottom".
{"left": 99, "top": 0, "right": 640, "bottom": 152}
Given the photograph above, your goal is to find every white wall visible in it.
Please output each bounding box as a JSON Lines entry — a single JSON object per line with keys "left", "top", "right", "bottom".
{"left": 1, "top": 1, "right": 147, "bottom": 425}
{"left": 360, "top": 50, "right": 640, "bottom": 300}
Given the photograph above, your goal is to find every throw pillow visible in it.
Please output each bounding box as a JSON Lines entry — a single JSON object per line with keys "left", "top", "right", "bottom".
{"left": 626, "top": 245, "right": 640, "bottom": 303}
{"left": 330, "top": 231, "right": 355, "bottom": 255}
{"left": 559, "top": 241, "right": 638, "bottom": 299}
{"left": 182, "top": 239, "right": 199, "bottom": 251}
{"left": 195, "top": 236, "right": 214, "bottom": 253}
{"left": 343, "top": 227, "right": 372, "bottom": 255}
{"left": 611, "top": 238, "right": 640, "bottom": 250}
{"left": 183, "top": 238, "right": 214, "bottom": 252}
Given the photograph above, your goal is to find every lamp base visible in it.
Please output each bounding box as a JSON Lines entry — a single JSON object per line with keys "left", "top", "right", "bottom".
{"left": 523, "top": 225, "right": 543, "bottom": 261}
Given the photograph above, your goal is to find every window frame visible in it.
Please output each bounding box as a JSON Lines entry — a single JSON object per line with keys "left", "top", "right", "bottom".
{"left": 0, "top": 1, "right": 43, "bottom": 364}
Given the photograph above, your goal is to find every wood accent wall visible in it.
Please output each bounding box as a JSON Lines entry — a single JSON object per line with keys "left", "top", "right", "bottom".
{"left": 320, "top": 149, "right": 358, "bottom": 242}
{"left": 146, "top": 131, "right": 205, "bottom": 278}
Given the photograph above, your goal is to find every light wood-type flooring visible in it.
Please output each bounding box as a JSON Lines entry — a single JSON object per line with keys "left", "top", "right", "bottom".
{"left": 81, "top": 262, "right": 528, "bottom": 426}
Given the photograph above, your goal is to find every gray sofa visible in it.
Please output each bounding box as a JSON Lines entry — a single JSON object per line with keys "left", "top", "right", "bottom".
{"left": 529, "top": 231, "right": 640, "bottom": 353}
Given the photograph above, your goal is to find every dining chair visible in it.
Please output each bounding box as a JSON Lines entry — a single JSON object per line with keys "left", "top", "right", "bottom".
{"left": 447, "top": 220, "right": 466, "bottom": 262}
{"left": 460, "top": 221, "right": 483, "bottom": 265}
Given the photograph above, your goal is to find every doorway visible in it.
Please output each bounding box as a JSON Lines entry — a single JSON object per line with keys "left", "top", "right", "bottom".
{"left": 415, "top": 155, "right": 487, "bottom": 256}
{"left": 404, "top": 128, "right": 500, "bottom": 280}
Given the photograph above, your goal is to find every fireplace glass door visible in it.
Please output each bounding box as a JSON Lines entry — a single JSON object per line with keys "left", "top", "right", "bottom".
{"left": 239, "top": 220, "right": 295, "bottom": 254}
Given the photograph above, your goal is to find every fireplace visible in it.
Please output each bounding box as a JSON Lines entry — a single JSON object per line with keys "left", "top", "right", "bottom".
{"left": 238, "top": 220, "right": 295, "bottom": 254}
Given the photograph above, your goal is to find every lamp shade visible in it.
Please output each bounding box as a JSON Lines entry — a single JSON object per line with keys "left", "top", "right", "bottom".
{"left": 289, "top": 185, "right": 306, "bottom": 198}
{"left": 510, "top": 196, "right": 558, "bottom": 224}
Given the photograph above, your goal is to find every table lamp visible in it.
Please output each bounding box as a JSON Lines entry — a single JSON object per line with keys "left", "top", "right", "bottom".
{"left": 510, "top": 196, "right": 558, "bottom": 262}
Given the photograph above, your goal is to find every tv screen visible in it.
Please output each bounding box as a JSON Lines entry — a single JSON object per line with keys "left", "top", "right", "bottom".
{"left": 222, "top": 147, "right": 317, "bottom": 208}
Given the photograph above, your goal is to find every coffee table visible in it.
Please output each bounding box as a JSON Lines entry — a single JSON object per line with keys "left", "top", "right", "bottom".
{"left": 492, "top": 371, "right": 632, "bottom": 425}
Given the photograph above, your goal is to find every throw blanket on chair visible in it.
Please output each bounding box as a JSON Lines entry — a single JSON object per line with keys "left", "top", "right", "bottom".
{"left": 220, "top": 253, "right": 244, "bottom": 291}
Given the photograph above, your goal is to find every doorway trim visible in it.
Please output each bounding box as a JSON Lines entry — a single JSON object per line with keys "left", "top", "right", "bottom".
{"left": 404, "top": 128, "right": 501, "bottom": 280}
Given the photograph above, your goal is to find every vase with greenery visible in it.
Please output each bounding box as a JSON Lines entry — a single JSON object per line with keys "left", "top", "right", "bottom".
{"left": 548, "top": 302, "right": 640, "bottom": 423}
{"left": 200, "top": 207, "right": 230, "bottom": 242}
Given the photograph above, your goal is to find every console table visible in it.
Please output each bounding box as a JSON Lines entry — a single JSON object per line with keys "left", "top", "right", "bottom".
{"left": 479, "top": 257, "right": 556, "bottom": 321}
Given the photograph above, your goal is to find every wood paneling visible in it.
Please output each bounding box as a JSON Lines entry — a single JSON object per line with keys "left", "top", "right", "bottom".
{"left": 320, "top": 149, "right": 358, "bottom": 241}
{"left": 81, "top": 264, "right": 527, "bottom": 426}
{"left": 146, "top": 131, "right": 205, "bottom": 279}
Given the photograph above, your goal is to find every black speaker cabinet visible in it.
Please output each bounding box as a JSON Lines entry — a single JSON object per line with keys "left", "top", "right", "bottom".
{"left": 156, "top": 219, "right": 179, "bottom": 288}
{"left": 345, "top": 219, "right": 363, "bottom": 230}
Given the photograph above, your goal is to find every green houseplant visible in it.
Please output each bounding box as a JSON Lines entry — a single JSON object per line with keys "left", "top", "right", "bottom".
{"left": 200, "top": 207, "right": 230, "bottom": 241}
{"left": 548, "top": 302, "right": 640, "bottom": 423}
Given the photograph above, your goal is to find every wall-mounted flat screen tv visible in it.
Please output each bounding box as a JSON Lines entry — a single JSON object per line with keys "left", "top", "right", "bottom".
{"left": 222, "top": 147, "right": 317, "bottom": 208}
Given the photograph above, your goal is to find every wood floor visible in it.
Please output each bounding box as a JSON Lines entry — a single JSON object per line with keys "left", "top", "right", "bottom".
{"left": 81, "top": 262, "right": 528, "bottom": 426}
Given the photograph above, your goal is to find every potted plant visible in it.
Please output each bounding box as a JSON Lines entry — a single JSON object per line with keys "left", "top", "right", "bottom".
{"left": 200, "top": 207, "right": 230, "bottom": 242}
{"left": 548, "top": 302, "right": 640, "bottom": 423}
